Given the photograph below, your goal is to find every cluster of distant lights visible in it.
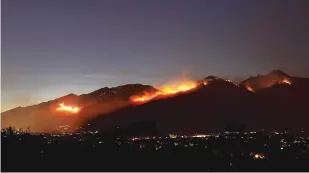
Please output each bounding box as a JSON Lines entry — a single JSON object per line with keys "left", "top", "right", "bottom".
{"left": 3, "top": 130, "right": 308, "bottom": 157}
{"left": 6, "top": 131, "right": 309, "bottom": 167}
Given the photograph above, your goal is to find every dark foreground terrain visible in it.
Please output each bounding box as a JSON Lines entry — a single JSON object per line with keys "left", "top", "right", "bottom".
{"left": 2, "top": 129, "right": 309, "bottom": 172}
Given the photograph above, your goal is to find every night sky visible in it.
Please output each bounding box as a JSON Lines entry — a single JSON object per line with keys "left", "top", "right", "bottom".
{"left": 2, "top": 0, "right": 309, "bottom": 111}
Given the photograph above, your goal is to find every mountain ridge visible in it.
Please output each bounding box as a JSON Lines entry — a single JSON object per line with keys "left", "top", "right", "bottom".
{"left": 2, "top": 70, "right": 309, "bottom": 134}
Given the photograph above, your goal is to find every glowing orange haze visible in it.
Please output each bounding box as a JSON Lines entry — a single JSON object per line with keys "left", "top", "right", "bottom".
{"left": 131, "top": 80, "right": 198, "bottom": 103}
{"left": 245, "top": 78, "right": 292, "bottom": 92}
{"left": 281, "top": 79, "right": 292, "bottom": 85}
{"left": 56, "top": 103, "right": 80, "bottom": 113}
{"left": 246, "top": 85, "right": 255, "bottom": 92}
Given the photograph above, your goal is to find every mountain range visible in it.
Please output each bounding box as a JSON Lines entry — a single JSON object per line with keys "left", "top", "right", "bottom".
{"left": 2, "top": 70, "right": 309, "bottom": 134}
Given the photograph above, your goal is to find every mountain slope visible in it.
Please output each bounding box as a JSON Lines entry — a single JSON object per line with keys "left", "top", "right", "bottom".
{"left": 239, "top": 70, "right": 292, "bottom": 91}
{"left": 2, "top": 71, "right": 309, "bottom": 134}
{"left": 86, "top": 78, "right": 258, "bottom": 134}
{"left": 1, "top": 84, "right": 157, "bottom": 132}
{"left": 254, "top": 78, "right": 309, "bottom": 131}
{"left": 86, "top": 74, "right": 309, "bottom": 135}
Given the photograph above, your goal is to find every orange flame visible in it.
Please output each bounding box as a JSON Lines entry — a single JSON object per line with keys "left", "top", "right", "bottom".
{"left": 280, "top": 79, "right": 292, "bottom": 85}
{"left": 131, "top": 81, "right": 198, "bottom": 103}
{"left": 246, "top": 85, "right": 255, "bottom": 92}
{"left": 56, "top": 103, "right": 80, "bottom": 113}
{"left": 160, "top": 83, "right": 197, "bottom": 94}
{"left": 131, "top": 91, "right": 163, "bottom": 102}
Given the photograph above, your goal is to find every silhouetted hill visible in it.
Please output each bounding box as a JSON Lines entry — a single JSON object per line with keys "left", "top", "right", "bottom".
{"left": 254, "top": 77, "right": 309, "bottom": 131}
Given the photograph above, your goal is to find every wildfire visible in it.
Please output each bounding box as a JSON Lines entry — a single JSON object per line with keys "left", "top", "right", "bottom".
{"left": 56, "top": 103, "right": 80, "bottom": 113}
{"left": 246, "top": 85, "right": 255, "bottom": 92}
{"left": 131, "top": 91, "right": 163, "bottom": 102}
{"left": 280, "top": 79, "right": 292, "bottom": 85}
{"left": 131, "top": 81, "right": 198, "bottom": 103}
{"left": 160, "top": 83, "right": 197, "bottom": 94}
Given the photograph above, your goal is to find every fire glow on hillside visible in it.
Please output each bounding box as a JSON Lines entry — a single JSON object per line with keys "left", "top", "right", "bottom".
{"left": 131, "top": 81, "right": 198, "bottom": 103}
{"left": 246, "top": 85, "right": 255, "bottom": 92}
{"left": 280, "top": 79, "right": 292, "bottom": 85}
{"left": 245, "top": 78, "right": 292, "bottom": 92}
{"left": 56, "top": 103, "right": 80, "bottom": 113}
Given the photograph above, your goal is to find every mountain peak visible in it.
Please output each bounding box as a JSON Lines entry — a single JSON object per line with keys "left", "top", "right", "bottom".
{"left": 239, "top": 70, "right": 292, "bottom": 91}
{"left": 57, "top": 93, "right": 78, "bottom": 100}
{"left": 204, "top": 75, "right": 223, "bottom": 82}
{"left": 116, "top": 83, "right": 155, "bottom": 89}
{"left": 268, "top": 69, "right": 290, "bottom": 77}
{"left": 66, "top": 93, "right": 78, "bottom": 97}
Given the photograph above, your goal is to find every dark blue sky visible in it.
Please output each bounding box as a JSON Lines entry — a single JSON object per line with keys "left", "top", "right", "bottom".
{"left": 2, "top": 0, "right": 309, "bottom": 111}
